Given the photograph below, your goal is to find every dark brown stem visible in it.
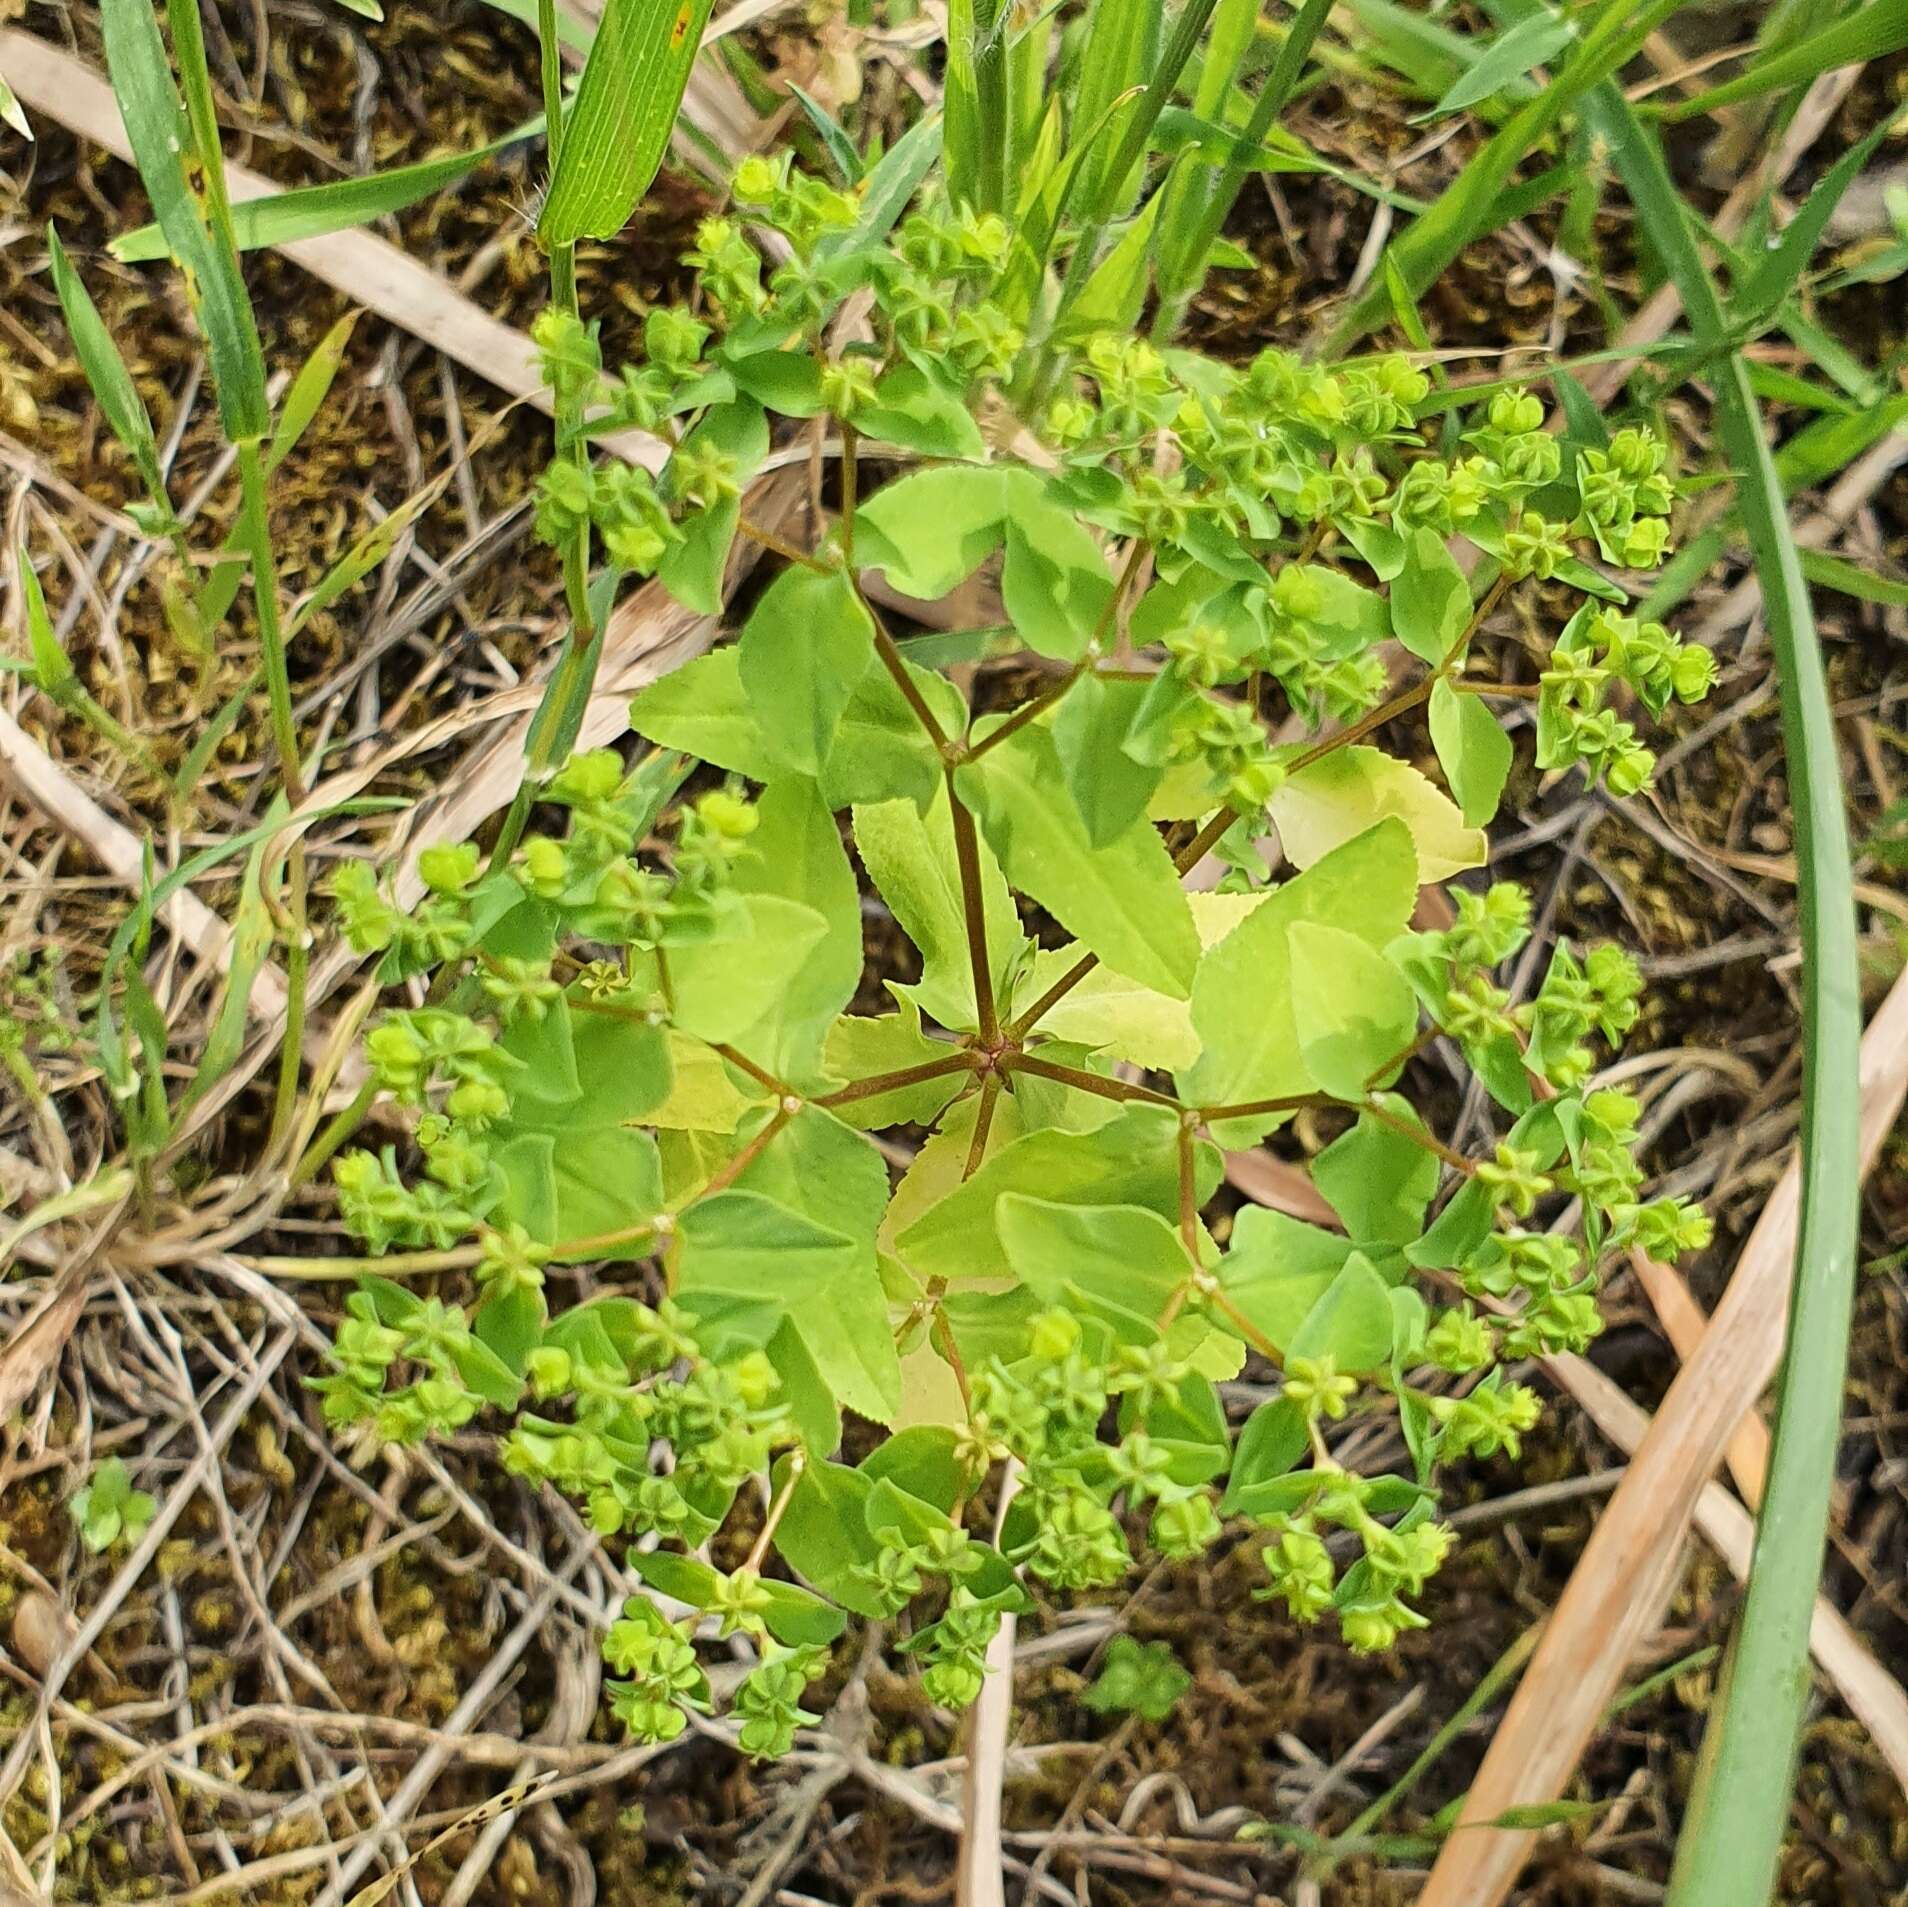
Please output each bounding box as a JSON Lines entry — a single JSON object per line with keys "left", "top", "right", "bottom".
{"left": 947, "top": 782, "right": 1002, "bottom": 1045}
{"left": 1176, "top": 1118, "right": 1200, "bottom": 1261}
{"left": 963, "top": 1072, "right": 1003, "bottom": 1179}
{"left": 1004, "top": 1050, "right": 1180, "bottom": 1109}
{"left": 1006, "top": 951, "right": 1097, "bottom": 1040}
{"left": 1453, "top": 679, "right": 1541, "bottom": 700}
{"left": 684, "top": 1101, "right": 795, "bottom": 1206}
{"left": 961, "top": 667, "right": 1083, "bottom": 764}
{"left": 1198, "top": 1091, "right": 1334, "bottom": 1121}
{"left": 861, "top": 586, "right": 954, "bottom": 750}
{"left": 815, "top": 1050, "right": 978, "bottom": 1109}
{"left": 738, "top": 516, "right": 832, "bottom": 572}
{"left": 710, "top": 1042, "right": 790, "bottom": 1098}
{"left": 1361, "top": 1094, "right": 1477, "bottom": 1177}
{"left": 840, "top": 422, "right": 859, "bottom": 569}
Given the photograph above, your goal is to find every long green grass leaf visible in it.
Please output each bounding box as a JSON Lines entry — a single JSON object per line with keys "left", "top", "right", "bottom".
{"left": 98, "top": 0, "right": 269, "bottom": 442}
{"left": 1598, "top": 99, "right": 1862, "bottom": 1907}
{"left": 539, "top": 0, "right": 715, "bottom": 243}
{"left": 111, "top": 119, "right": 544, "bottom": 261}
{"left": 44, "top": 225, "right": 174, "bottom": 520}
{"left": 1414, "top": 10, "right": 1573, "bottom": 121}
{"left": 1664, "top": 1, "right": 1908, "bottom": 120}
{"left": 1729, "top": 103, "right": 1908, "bottom": 331}
{"left": 1323, "top": 0, "right": 1685, "bottom": 353}
{"left": 265, "top": 310, "right": 362, "bottom": 476}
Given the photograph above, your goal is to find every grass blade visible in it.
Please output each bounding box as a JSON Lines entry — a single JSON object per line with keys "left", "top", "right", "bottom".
{"left": 111, "top": 118, "right": 544, "bottom": 261}
{"left": 1598, "top": 99, "right": 1863, "bottom": 1907}
{"left": 98, "top": 0, "right": 268, "bottom": 442}
{"left": 1414, "top": 10, "right": 1573, "bottom": 122}
{"left": 1729, "top": 102, "right": 1908, "bottom": 331}
{"left": 1322, "top": 0, "right": 1686, "bottom": 353}
{"left": 1664, "top": 0, "right": 1908, "bottom": 121}
{"left": 539, "top": 0, "right": 715, "bottom": 244}
{"left": 265, "top": 310, "right": 362, "bottom": 477}
{"left": 1154, "top": 0, "right": 1338, "bottom": 335}
{"left": 44, "top": 224, "right": 175, "bottom": 523}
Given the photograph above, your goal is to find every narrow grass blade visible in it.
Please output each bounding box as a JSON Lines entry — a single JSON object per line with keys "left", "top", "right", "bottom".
{"left": 1323, "top": 0, "right": 1686, "bottom": 353}
{"left": 265, "top": 310, "right": 362, "bottom": 476}
{"left": 1154, "top": 0, "right": 1337, "bottom": 332}
{"left": 539, "top": 0, "right": 716, "bottom": 243}
{"left": 1797, "top": 548, "right": 1908, "bottom": 608}
{"left": 98, "top": 0, "right": 268, "bottom": 442}
{"left": 1599, "top": 101, "right": 1862, "bottom": 1907}
{"left": 1415, "top": 10, "right": 1573, "bottom": 122}
{"left": 1730, "top": 103, "right": 1908, "bottom": 331}
{"left": 1664, "top": 1, "right": 1908, "bottom": 121}
{"left": 943, "top": 0, "right": 981, "bottom": 209}
{"left": 111, "top": 118, "right": 544, "bottom": 261}
{"left": 44, "top": 224, "right": 174, "bottom": 519}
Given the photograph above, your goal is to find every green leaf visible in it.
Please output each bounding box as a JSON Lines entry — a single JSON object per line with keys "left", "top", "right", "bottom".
{"left": 492, "top": 1125, "right": 664, "bottom": 1258}
{"left": 1312, "top": 1099, "right": 1440, "bottom": 1244}
{"left": 1223, "top": 1396, "right": 1309, "bottom": 1512}
{"left": 859, "top": 363, "right": 988, "bottom": 460}
{"left": 1219, "top": 1206, "right": 1355, "bottom": 1352}
{"left": 45, "top": 225, "right": 170, "bottom": 514}
{"left": 740, "top": 565, "right": 877, "bottom": 777}
{"left": 658, "top": 399, "right": 768, "bottom": 613}
{"left": 1287, "top": 922, "right": 1418, "bottom": 1099}
{"left": 1000, "top": 487, "right": 1117, "bottom": 660}
{"left": 539, "top": 0, "right": 717, "bottom": 243}
{"left": 629, "top": 648, "right": 782, "bottom": 780}
{"left": 727, "top": 347, "right": 828, "bottom": 417}
{"left": 1066, "top": 192, "right": 1162, "bottom": 333}
{"left": 730, "top": 777, "right": 861, "bottom": 1085}
{"left": 660, "top": 894, "right": 831, "bottom": 1045}
{"left": 818, "top": 654, "right": 963, "bottom": 812}
{"left": 772, "top": 1455, "right": 885, "bottom": 1613}
{"left": 957, "top": 723, "right": 1198, "bottom": 999}
{"left": 15, "top": 551, "right": 73, "bottom": 694}
{"left": 98, "top": 0, "right": 269, "bottom": 441}
{"left": 1180, "top": 821, "right": 1418, "bottom": 1141}
{"left": 855, "top": 466, "right": 1009, "bottom": 600}
{"left": 1290, "top": 1250, "right": 1396, "bottom": 1372}
{"left": 1012, "top": 891, "right": 1266, "bottom": 1073}
{"left": 996, "top": 1195, "right": 1192, "bottom": 1338}
{"left": 265, "top": 310, "right": 362, "bottom": 476}
{"left": 1391, "top": 527, "right": 1471, "bottom": 664}
{"left": 505, "top": 1008, "right": 672, "bottom": 1131}
{"left": 854, "top": 787, "right": 1027, "bottom": 1032}
{"left": 858, "top": 1426, "right": 967, "bottom": 1514}
{"left": 1271, "top": 746, "right": 1486, "bottom": 883}
{"left": 678, "top": 1188, "right": 902, "bottom": 1423}
{"left": 1416, "top": 12, "right": 1573, "bottom": 120}
{"left": 896, "top": 1106, "right": 1202, "bottom": 1285}
{"left": 1083, "top": 1635, "right": 1192, "bottom": 1722}
{"left": 1050, "top": 674, "right": 1165, "bottom": 847}
{"left": 113, "top": 119, "right": 543, "bottom": 260}
{"left": 1428, "top": 679, "right": 1513, "bottom": 826}
{"left": 766, "top": 1317, "right": 843, "bottom": 1456}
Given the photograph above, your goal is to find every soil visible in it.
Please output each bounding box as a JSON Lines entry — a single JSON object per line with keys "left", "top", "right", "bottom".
{"left": 1, "top": 5, "right": 1907, "bottom": 1905}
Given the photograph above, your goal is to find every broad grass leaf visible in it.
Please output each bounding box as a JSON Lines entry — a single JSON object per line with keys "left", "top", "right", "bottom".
{"left": 539, "top": 0, "right": 716, "bottom": 244}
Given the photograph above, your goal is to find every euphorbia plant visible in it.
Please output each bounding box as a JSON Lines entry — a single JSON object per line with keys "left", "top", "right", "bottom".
{"left": 321, "top": 151, "right": 1714, "bottom": 1753}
